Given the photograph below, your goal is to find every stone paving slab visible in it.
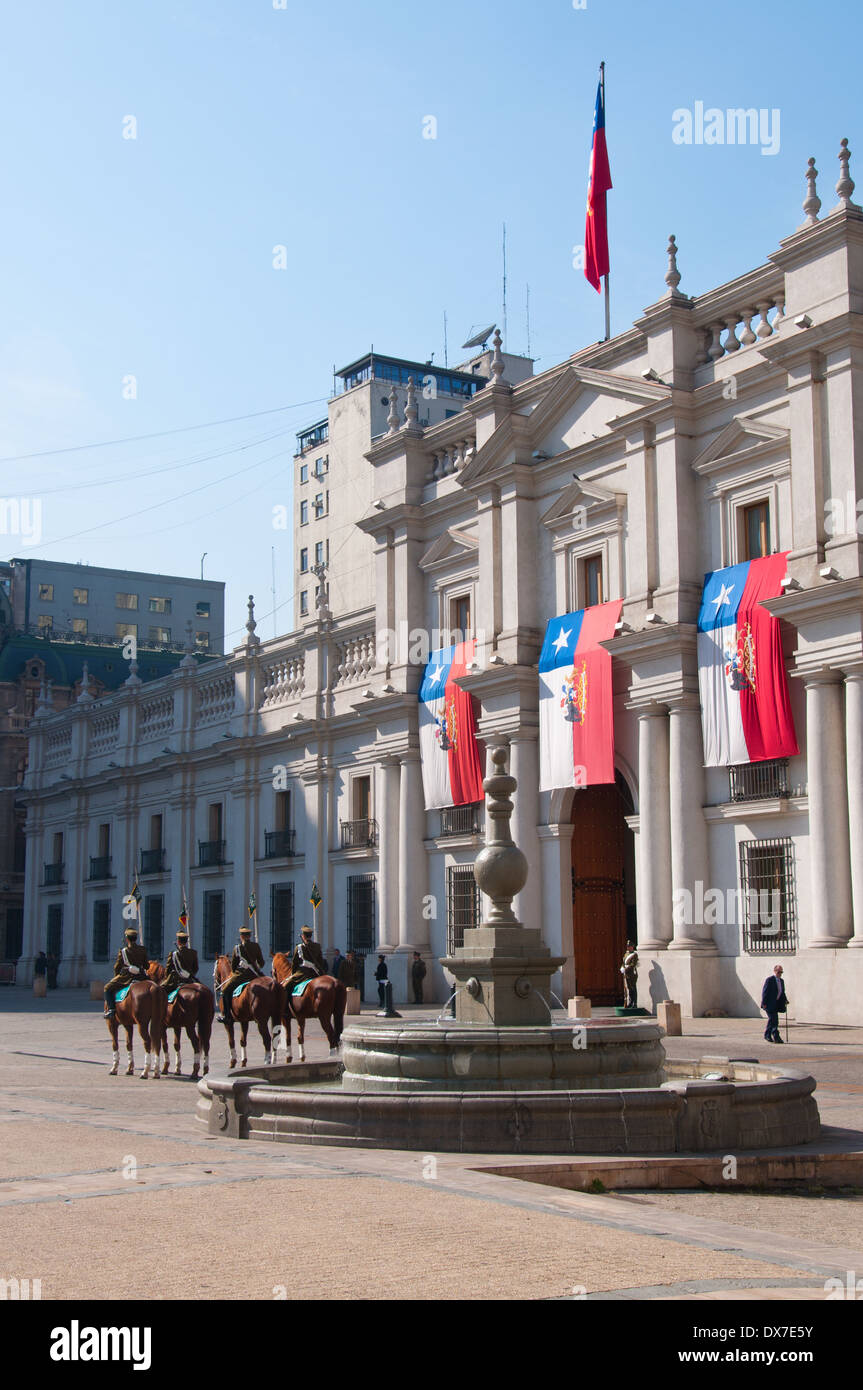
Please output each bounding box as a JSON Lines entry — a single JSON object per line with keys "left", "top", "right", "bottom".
{"left": 3, "top": 995, "right": 863, "bottom": 1300}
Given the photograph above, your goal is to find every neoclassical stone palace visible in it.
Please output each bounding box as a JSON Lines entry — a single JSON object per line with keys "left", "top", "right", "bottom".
{"left": 19, "top": 145, "right": 863, "bottom": 1021}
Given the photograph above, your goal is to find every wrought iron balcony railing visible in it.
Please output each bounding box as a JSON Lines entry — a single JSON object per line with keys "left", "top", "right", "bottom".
{"left": 197, "top": 839, "right": 226, "bottom": 868}
{"left": 264, "top": 828, "right": 296, "bottom": 859}
{"left": 139, "top": 848, "right": 166, "bottom": 875}
{"left": 729, "top": 759, "right": 789, "bottom": 803}
{"left": 439, "top": 804, "right": 482, "bottom": 837}
{"left": 340, "top": 818, "right": 378, "bottom": 849}
{"left": 88, "top": 855, "right": 112, "bottom": 881}
{"left": 43, "top": 862, "right": 64, "bottom": 886}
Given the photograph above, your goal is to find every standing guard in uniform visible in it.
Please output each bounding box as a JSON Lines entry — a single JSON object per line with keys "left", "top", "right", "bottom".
{"left": 285, "top": 924, "right": 326, "bottom": 991}
{"left": 104, "top": 927, "right": 151, "bottom": 1018}
{"left": 217, "top": 924, "right": 266, "bottom": 1024}
{"left": 162, "top": 929, "right": 199, "bottom": 991}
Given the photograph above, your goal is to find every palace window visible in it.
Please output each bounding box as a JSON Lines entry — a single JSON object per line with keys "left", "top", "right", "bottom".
{"left": 144, "top": 895, "right": 164, "bottom": 960}
{"left": 92, "top": 900, "right": 111, "bottom": 961}
{"left": 270, "top": 883, "right": 294, "bottom": 956}
{"left": 447, "top": 866, "right": 480, "bottom": 953}
{"left": 202, "top": 891, "right": 225, "bottom": 959}
{"left": 583, "top": 554, "right": 604, "bottom": 607}
{"left": 729, "top": 759, "right": 789, "bottom": 802}
{"left": 743, "top": 500, "right": 771, "bottom": 560}
{"left": 449, "top": 594, "right": 471, "bottom": 642}
{"left": 739, "top": 837, "right": 797, "bottom": 954}
{"left": 47, "top": 904, "right": 63, "bottom": 958}
{"left": 346, "top": 875, "right": 376, "bottom": 999}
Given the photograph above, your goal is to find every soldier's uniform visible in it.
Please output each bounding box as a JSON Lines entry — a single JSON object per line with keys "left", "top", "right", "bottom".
{"left": 163, "top": 932, "right": 199, "bottom": 991}
{"left": 218, "top": 928, "right": 266, "bottom": 1022}
{"left": 285, "top": 928, "right": 326, "bottom": 990}
{"left": 104, "top": 929, "right": 151, "bottom": 1016}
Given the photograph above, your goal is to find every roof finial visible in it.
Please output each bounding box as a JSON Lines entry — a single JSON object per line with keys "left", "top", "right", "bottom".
{"left": 124, "top": 660, "right": 141, "bottom": 688}
{"left": 34, "top": 675, "right": 51, "bottom": 718}
{"left": 664, "top": 234, "right": 682, "bottom": 293}
{"left": 245, "top": 594, "right": 259, "bottom": 646}
{"left": 802, "top": 157, "right": 821, "bottom": 226}
{"left": 387, "top": 384, "right": 399, "bottom": 434}
{"left": 490, "top": 327, "right": 505, "bottom": 384}
{"left": 835, "top": 138, "right": 861, "bottom": 211}
{"left": 404, "top": 375, "right": 418, "bottom": 428}
{"left": 77, "top": 661, "right": 94, "bottom": 703}
{"left": 180, "top": 618, "right": 197, "bottom": 669}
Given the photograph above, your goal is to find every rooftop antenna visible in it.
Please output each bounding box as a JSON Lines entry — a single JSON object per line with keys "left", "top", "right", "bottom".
{"left": 443, "top": 310, "right": 448, "bottom": 368}
{"left": 526, "top": 283, "right": 531, "bottom": 358}
{"left": 271, "top": 546, "right": 277, "bottom": 639}
{"left": 502, "top": 222, "right": 507, "bottom": 345}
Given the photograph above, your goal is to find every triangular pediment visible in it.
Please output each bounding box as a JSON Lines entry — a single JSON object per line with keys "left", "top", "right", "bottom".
{"left": 692, "top": 415, "right": 789, "bottom": 474}
{"left": 541, "top": 477, "right": 625, "bottom": 531}
{"left": 418, "top": 527, "right": 479, "bottom": 572}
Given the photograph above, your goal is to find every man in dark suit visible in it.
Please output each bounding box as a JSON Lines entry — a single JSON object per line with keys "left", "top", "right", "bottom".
{"left": 761, "top": 964, "right": 787, "bottom": 1043}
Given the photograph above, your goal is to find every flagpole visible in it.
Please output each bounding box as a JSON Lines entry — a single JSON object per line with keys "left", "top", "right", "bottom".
{"left": 600, "top": 61, "right": 610, "bottom": 341}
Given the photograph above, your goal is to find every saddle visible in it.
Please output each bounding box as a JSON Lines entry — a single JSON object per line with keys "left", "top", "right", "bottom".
{"left": 291, "top": 978, "right": 314, "bottom": 999}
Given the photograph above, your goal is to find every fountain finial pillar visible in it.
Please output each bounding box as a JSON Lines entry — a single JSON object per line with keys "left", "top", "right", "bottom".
{"left": 441, "top": 747, "right": 565, "bottom": 1025}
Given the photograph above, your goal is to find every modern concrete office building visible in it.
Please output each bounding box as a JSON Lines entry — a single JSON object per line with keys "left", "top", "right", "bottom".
{"left": 18, "top": 146, "right": 863, "bottom": 1023}
{"left": 7, "top": 558, "right": 225, "bottom": 654}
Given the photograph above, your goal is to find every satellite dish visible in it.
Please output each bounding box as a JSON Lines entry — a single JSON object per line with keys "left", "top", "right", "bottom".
{"left": 461, "top": 324, "right": 496, "bottom": 350}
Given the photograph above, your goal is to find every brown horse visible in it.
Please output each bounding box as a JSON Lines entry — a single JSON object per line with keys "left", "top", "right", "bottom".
{"left": 272, "top": 953, "right": 347, "bottom": 1062}
{"left": 107, "top": 978, "right": 167, "bottom": 1079}
{"left": 213, "top": 956, "right": 283, "bottom": 1068}
{"left": 147, "top": 963, "right": 215, "bottom": 1077}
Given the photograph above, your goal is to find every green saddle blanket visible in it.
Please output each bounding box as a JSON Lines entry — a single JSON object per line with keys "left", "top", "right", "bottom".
{"left": 291, "top": 978, "right": 314, "bottom": 998}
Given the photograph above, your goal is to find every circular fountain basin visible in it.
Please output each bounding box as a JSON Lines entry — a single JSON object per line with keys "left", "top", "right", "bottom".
{"left": 340, "top": 1018, "right": 665, "bottom": 1091}
{"left": 196, "top": 1020, "right": 820, "bottom": 1154}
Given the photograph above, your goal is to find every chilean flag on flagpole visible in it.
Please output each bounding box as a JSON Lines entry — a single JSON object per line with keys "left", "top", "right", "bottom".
{"left": 584, "top": 71, "right": 612, "bottom": 293}
{"left": 539, "top": 600, "right": 622, "bottom": 790}
{"left": 697, "top": 553, "right": 798, "bottom": 767}
{"left": 418, "top": 640, "right": 485, "bottom": 810}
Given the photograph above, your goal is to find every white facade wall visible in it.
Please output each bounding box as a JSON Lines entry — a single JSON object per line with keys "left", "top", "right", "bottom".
{"left": 20, "top": 181, "right": 863, "bottom": 1021}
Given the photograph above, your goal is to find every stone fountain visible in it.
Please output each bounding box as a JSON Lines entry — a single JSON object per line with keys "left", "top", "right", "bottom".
{"left": 198, "top": 749, "right": 820, "bottom": 1154}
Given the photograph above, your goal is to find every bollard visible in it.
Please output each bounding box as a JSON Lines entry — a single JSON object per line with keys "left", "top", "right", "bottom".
{"left": 567, "top": 995, "right": 592, "bottom": 1019}
{"left": 89, "top": 981, "right": 105, "bottom": 1001}
{"left": 33, "top": 976, "right": 47, "bottom": 998}
{"left": 658, "top": 999, "right": 682, "bottom": 1035}
{"left": 376, "top": 980, "right": 402, "bottom": 1019}
{"left": 345, "top": 986, "right": 361, "bottom": 1016}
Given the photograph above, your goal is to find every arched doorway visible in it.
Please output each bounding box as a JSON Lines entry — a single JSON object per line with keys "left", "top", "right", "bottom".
{"left": 570, "top": 772, "right": 636, "bottom": 1005}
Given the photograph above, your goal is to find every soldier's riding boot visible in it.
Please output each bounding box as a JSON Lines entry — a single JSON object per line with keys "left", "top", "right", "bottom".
{"left": 219, "top": 990, "right": 232, "bottom": 1025}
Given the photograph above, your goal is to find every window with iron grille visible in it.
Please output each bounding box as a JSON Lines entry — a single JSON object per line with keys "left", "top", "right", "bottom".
{"left": 270, "top": 883, "right": 294, "bottom": 956}
{"left": 47, "top": 903, "right": 63, "bottom": 957}
{"left": 92, "top": 900, "right": 111, "bottom": 961}
{"left": 202, "top": 890, "right": 225, "bottom": 959}
{"left": 440, "top": 804, "right": 481, "bottom": 837}
{"left": 4, "top": 908, "right": 23, "bottom": 962}
{"left": 739, "top": 836, "right": 797, "bottom": 953}
{"left": 144, "top": 895, "right": 164, "bottom": 961}
{"left": 729, "top": 759, "right": 789, "bottom": 803}
{"left": 347, "top": 874, "right": 375, "bottom": 955}
{"left": 447, "top": 865, "right": 480, "bottom": 953}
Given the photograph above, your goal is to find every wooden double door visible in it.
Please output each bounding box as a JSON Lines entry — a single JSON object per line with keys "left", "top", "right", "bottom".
{"left": 570, "top": 783, "right": 629, "bottom": 1006}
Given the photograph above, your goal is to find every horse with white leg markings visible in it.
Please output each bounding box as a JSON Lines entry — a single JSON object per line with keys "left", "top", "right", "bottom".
{"left": 106, "top": 980, "right": 167, "bottom": 1079}
{"left": 213, "top": 955, "right": 283, "bottom": 1068}
{"left": 147, "top": 962, "right": 215, "bottom": 1078}
{"left": 272, "top": 952, "right": 346, "bottom": 1063}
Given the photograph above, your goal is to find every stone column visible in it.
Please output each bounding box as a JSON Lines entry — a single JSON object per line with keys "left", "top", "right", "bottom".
{"left": 635, "top": 706, "right": 672, "bottom": 949}
{"left": 377, "top": 759, "right": 400, "bottom": 950}
{"left": 846, "top": 669, "right": 863, "bottom": 947}
{"left": 397, "top": 752, "right": 426, "bottom": 950}
{"left": 537, "top": 821, "right": 574, "bottom": 1001}
{"left": 668, "top": 698, "right": 714, "bottom": 949}
{"left": 805, "top": 672, "right": 852, "bottom": 946}
{"left": 509, "top": 732, "right": 540, "bottom": 933}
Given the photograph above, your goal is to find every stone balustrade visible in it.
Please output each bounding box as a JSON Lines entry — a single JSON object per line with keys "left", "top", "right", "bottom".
{"left": 90, "top": 710, "right": 120, "bottom": 754}
{"left": 691, "top": 268, "right": 786, "bottom": 367}
{"left": 334, "top": 631, "right": 376, "bottom": 687}
{"left": 138, "top": 692, "right": 175, "bottom": 742}
{"left": 259, "top": 653, "right": 305, "bottom": 709}
{"left": 428, "top": 436, "right": 476, "bottom": 481}
{"left": 194, "top": 673, "right": 236, "bottom": 727}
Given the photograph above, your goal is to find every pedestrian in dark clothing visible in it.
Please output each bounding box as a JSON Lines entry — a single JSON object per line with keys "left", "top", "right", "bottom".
{"left": 411, "top": 952, "right": 427, "bottom": 1005}
{"left": 761, "top": 964, "right": 787, "bottom": 1043}
{"left": 331, "top": 948, "right": 345, "bottom": 980}
{"left": 337, "top": 950, "right": 358, "bottom": 989}
{"left": 46, "top": 952, "right": 59, "bottom": 989}
{"left": 375, "top": 954, "right": 388, "bottom": 1008}
{"left": 34, "top": 951, "right": 48, "bottom": 978}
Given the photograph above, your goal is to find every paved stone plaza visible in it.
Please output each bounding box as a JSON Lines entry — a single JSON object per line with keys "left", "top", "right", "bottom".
{"left": 2, "top": 990, "right": 863, "bottom": 1302}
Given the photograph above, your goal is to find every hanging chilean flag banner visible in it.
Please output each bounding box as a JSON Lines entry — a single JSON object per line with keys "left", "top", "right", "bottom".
{"left": 697, "top": 553, "right": 798, "bottom": 767}
{"left": 584, "top": 76, "right": 612, "bottom": 292}
{"left": 418, "top": 640, "right": 485, "bottom": 810}
{"left": 539, "top": 600, "right": 622, "bottom": 790}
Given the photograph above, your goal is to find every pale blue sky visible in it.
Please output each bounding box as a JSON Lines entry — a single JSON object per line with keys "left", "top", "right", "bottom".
{"left": 1, "top": 0, "right": 859, "bottom": 644}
